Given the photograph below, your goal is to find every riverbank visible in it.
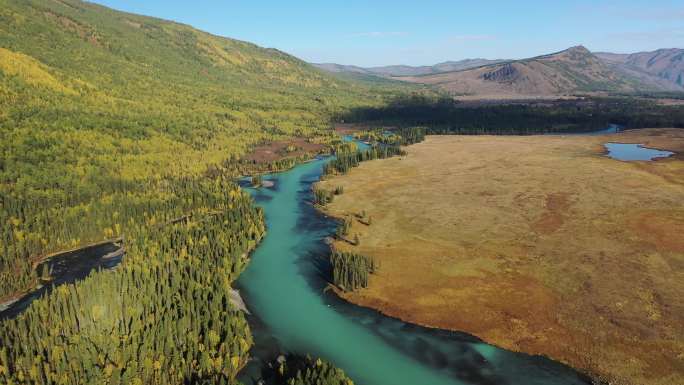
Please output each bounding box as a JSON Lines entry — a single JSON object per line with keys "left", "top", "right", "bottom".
{"left": 0, "top": 241, "right": 125, "bottom": 320}
{"left": 316, "top": 128, "right": 684, "bottom": 385}
{"left": 0, "top": 238, "right": 124, "bottom": 307}
{"left": 238, "top": 135, "right": 594, "bottom": 385}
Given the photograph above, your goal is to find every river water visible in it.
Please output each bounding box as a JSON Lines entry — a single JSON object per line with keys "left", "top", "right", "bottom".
{"left": 236, "top": 147, "right": 592, "bottom": 385}
{"left": 0, "top": 136, "right": 600, "bottom": 384}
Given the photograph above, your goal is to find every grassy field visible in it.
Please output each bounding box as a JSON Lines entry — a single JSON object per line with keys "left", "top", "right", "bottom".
{"left": 318, "top": 128, "right": 684, "bottom": 385}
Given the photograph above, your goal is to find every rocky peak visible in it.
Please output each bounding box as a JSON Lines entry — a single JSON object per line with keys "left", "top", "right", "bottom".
{"left": 482, "top": 63, "right": 519, "bottom": 82}
{"left": 565, "top": 45, "right": 591, "bottom": 55}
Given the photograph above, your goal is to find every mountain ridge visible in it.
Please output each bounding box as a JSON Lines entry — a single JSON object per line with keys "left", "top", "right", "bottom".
{"left": 315, "top": 46, "right": 684, "bottom": 96}
{"left": 313, "top": 58, "right": 505, "bottom": 77}
{"left": 396, "top": 45, "right": 637, "bottom": 97}
{"left": 595, "top": 48, "right": 684, "bottom": 90}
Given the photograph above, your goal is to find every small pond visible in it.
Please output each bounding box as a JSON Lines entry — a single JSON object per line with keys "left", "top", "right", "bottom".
{"left": 604, "top": 143, "right": 674, "bottom": 161}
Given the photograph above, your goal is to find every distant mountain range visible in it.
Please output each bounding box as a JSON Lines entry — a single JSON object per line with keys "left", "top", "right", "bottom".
{"left": 595, "top": 49, "right": 684, "bottom": 91}
{"left": 313, "top": 59, "right": 505, "bottom": 77}
{"left": 314, "top": 47, "right": 684, "bottom": 97}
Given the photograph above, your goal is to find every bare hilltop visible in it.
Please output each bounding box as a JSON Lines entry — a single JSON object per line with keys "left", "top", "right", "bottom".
{"left": 316, "top": 46, "right": 684, "bottom": 99}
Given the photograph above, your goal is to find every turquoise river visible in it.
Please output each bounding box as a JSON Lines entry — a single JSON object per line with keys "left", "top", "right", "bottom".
{"left": 236, "top": 141, "right": 593, "bottom": 385}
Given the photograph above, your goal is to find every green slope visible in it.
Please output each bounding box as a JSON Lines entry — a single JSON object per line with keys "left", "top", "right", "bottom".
{"left": 0, "top": 0, "right": 395, "bottom": 179}
{"left": 0, "top": 0, "right": 412, "bottom": 297}
{"left": 0, "top": 1, "right": 414, "bottom": 384}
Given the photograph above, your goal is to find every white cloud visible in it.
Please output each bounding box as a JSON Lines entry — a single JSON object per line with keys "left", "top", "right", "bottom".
{"left": 577, "top": 4, "right": 684, "bottom": 21}
{"left": 447, "top": 34, "right": 495, "bottom": 43}
{"left": 622, "top": 8, "right": 684, "bottom": 21}
{"left": 609, "top": 28, "right": 684, "bottom": 41}
{"left": 347, "top": 31, "right": 408, "bottom": 38}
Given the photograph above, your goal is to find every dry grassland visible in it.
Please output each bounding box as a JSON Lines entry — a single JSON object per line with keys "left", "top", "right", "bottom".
{"left": 318, "top": 128, "right": 684, "bottom": 385}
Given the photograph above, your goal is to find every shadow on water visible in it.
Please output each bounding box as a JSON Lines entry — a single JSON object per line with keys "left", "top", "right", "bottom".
{"left": 0, "top": 242, "right": 123, "bottom": 320}
{"left": 236, "top": 150, "right": 594, "bottom": 385}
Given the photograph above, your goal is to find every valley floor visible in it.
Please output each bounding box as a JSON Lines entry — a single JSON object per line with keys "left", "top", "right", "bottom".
{"left": 318, "top": 128, "right": 684, "bottom": 385}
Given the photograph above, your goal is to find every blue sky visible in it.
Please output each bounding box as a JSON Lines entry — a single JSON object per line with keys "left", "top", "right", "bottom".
{"left": 92, "top": 0, "right": 683, "bottom": 67}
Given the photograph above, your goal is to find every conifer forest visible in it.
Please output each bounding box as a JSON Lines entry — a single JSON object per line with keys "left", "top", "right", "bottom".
{"left": 3, "top": 1, "right": 684, "bottom": 385}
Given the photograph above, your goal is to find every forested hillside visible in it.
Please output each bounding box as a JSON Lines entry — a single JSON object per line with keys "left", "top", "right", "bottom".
{"left": 344, "top": 95, "right": 684, "bottom": 134}
{"left": 1, "top": 178, "right": 266, "bottom": 384}
{"left": 0, "top": 0, "right": 413, "bottom": 383}
{"left": 0, "top": 0, "right": 411, "bottom": 299}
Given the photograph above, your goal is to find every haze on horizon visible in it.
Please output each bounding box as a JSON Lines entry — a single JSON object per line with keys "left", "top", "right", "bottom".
{"left": 90, "top": 0, "right": 684, "bottom": 67}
